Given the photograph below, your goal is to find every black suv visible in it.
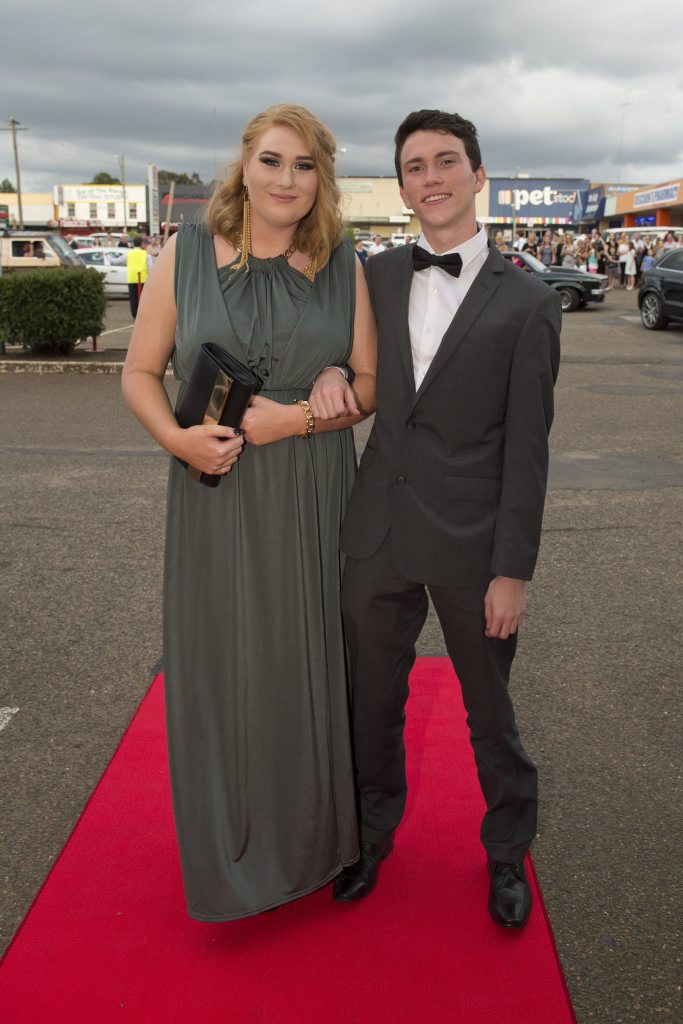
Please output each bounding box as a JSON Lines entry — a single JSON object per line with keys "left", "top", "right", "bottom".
{"left": 501, "top": 250, "right": 609, "bottom": 313}
{"left": 638, "top": 249, "right": 683, "bottom": 330}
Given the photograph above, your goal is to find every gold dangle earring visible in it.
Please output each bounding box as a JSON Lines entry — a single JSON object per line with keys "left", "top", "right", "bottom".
{"left": 233, "top": 187, "right": 251, "bottom": 275}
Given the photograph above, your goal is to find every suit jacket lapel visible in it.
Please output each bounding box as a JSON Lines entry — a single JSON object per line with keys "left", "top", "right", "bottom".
{"left": 412, "top": 244, "right": 504, "bottom": 408}
{"left": 390, "top": 245, "right": 417, "bottom": 393}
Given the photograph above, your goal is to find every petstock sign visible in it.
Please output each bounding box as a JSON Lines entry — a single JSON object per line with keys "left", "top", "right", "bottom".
{"left": 489, "top": 178, "right": 589, "bottom": 222}
{"left": 0, "top": 204, "right": 8, "bottom": 224}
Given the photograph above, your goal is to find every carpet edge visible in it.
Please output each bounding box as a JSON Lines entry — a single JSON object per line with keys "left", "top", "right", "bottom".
{"left": 0, "top": 673, "right": 160, "bottom": 966}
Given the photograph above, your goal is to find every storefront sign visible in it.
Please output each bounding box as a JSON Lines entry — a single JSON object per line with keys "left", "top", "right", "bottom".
{"left": 147, "top": 164, "right": 160, "bottom": 236}
{"left": 489, "top": 178, "right": 589, "bottom": 220}
{"left": 0, "top": 204, "right": 8, "bottom": 222}
{"left": 633, "top": 183, "right": 680, "bottom": 208}
{"left": 582, "top": 187, "right": 605, "bottom": 219}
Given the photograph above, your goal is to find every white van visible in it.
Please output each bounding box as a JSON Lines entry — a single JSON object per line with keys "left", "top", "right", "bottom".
{"left": 601, "top": 226, "right": 682, "bottom": 242}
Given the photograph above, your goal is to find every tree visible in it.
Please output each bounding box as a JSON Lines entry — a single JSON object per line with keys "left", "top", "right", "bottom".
{"left": 0, "top": 178, "right": 15, "bottom": 192}
{"left": 88, "top": 171, "right": 121, "bottom": 185}
{"left": 158, "top": 170, "right": 204, "bottom": 187}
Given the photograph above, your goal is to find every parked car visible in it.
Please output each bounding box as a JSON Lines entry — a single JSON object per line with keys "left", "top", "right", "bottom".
{"left": 638, "top": 248, "right": 683, "bottom": 330}
{"left": 500, "top": 249, "right": 609, "bottom": 312}
{"left": 1, "top": 231, "right": 84, "bottom": 274}
{"left": 76, "top": 247, "right": 128, "bottom": 296}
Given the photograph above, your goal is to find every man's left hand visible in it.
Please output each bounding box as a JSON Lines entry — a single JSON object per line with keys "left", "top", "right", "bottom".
{"left": 484, "top": 576, "right": 527, "bottom": 639}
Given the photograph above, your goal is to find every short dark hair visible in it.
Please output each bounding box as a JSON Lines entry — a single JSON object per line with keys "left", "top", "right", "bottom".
{"left": 394, "top": 109, "right": 482, "bottom": 185}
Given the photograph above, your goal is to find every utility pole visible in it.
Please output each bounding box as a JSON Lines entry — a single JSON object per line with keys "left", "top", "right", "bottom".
{"left": 116, "top": 154, "right": 128, "bottom": 231}
{"left": 1, "top": 118, "right": 28, "bottom": 228}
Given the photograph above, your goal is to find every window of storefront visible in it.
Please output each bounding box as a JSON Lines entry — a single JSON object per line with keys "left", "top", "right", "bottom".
{"left": 129, "top": 203, "right": 137, "bottom": 220}
{"left": 107, "top": 203, "right": 115, "bottom": 218}
{"left": 67, "top": 203, "right": 76, "bottom": 217}
{"left": 89, "top": 203, "right": 97, "bottom": 219}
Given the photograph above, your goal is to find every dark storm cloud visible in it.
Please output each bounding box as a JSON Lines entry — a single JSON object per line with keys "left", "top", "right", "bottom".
{"left": 2, "top": 1, "right": 682, "bottom": 191}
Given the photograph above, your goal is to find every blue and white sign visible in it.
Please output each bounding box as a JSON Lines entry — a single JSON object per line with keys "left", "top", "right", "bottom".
{"left": 633, "top": 183, "right": 680, "bottom": 208}
{"left": 582, "top": 187, "right": 605, "bottom": 219}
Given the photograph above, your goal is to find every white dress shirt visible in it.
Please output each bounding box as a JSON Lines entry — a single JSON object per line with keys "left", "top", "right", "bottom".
{"left": 409, "top": 224, "right": 489, "bottom": 389}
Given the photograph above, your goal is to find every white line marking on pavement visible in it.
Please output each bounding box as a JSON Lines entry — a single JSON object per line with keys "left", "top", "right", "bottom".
{"left": 0, "top": 707, "right": 19, "bottom": 732}
{"left": 100, "top": 324, "right": 135, "bottom": 336}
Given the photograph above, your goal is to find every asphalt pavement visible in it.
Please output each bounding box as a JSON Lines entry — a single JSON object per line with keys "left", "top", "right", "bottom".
{"left": 0, "top": 288, "right": 681, "bottom": 1022}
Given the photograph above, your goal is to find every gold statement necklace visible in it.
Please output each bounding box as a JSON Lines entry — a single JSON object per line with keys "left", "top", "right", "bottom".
{"left": 233, "top": 236, "right": 317, "bottom": 283}
{"left": 231, "top": 189, "right": 317, "bottom": 282}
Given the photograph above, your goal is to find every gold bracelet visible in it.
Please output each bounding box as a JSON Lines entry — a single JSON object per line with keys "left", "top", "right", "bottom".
{"left": 295, "top": 399, "right": 315, "bottom": 439}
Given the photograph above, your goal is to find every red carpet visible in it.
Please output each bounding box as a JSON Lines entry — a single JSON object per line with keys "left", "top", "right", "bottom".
{"left": 1, "top": 658, "right": 575, "bottom": 1024}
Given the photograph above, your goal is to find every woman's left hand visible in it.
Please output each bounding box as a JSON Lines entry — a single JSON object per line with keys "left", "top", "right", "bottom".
{"left": 240, "top": 395, "right": 299, "bottom": 447}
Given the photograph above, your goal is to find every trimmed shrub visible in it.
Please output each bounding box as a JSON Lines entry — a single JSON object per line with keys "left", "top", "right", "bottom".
{"left": 0, "top": 268, "right": 107, "bottom": 354}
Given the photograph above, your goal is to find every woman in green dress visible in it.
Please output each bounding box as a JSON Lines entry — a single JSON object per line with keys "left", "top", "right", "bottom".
{"left": 122, "top": 104, "right": 376, "bottom": 921}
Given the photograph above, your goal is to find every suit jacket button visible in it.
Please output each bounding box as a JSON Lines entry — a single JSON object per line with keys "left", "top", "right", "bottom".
{"left": 396, "top": 475, "right": 406, "bottom": 485}
{"left": 407, "top": 421, "right": 416, "bottom": 430}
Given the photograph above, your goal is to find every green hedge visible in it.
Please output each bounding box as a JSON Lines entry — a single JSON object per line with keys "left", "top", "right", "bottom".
{"left": 0, "top": 268, "right": 107, "bottom": 354}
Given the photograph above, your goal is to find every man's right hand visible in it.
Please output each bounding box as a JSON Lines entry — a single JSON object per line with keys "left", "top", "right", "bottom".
{"left": 309, "top": 367, "right": 359, "bottom": 420}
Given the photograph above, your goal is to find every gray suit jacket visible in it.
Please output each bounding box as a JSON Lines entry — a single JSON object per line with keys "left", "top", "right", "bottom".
{"left": 340, "top": 242, "right": 561, "bottom": 588}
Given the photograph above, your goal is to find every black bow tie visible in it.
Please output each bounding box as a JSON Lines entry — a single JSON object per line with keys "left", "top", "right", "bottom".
{"left": 412, "top": 244, "right": 463, "bottom": 278}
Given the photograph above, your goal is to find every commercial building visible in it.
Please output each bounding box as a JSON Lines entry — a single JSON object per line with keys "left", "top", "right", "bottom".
{"left": 0, "top": 192, "right": 56, "bottom": 229}
{"left": 599, "top": 179, "right": 683, "bottom": 233}
{"left": 53, "top": 184, "right": 148, "bottom": 234}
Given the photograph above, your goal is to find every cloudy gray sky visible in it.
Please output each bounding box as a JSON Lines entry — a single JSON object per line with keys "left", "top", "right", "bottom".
{"left": 3, "top": 1, "right": 682, "bottom": 192}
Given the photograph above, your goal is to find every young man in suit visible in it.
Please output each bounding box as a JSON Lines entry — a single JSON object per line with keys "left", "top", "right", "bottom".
{"left": 312, "top": 110, "right": 561, "bottom": 928}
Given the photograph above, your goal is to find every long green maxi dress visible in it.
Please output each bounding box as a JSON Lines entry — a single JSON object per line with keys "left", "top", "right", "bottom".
{"left": 163, "top": 224, "right": 359, "bottom": 921}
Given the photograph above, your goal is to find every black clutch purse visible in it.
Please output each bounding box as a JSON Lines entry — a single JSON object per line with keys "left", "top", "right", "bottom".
{"left": 175, "top": 342, "right": 260, "bottom": 487}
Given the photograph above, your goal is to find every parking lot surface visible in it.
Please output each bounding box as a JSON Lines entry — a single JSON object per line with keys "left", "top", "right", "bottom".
{"left": 1, "top": 289, "right": 681, "bottom": 1022}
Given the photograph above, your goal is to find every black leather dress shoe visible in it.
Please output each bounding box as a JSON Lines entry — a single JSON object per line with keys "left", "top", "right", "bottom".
{"left": 487, "top": 859, "right": 532, "bottom": 929}
{"left": 333, "top": 835, "right": 394, "bottom": 902}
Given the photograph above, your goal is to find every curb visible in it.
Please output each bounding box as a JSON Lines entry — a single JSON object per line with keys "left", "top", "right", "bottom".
{"left": 0, "top": 359, "right": 125, "bottom": 374}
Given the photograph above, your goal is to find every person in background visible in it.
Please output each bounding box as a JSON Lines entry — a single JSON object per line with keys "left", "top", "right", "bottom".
{"left": 662, "top": 230, "right": 676, "bottom": 250}
{"left": 103, "top": 229, "right": 116, "bottom": 247}
{"left": 126, "top": 237, "right": 148, "bottom": 318}
{"left": 354, "top": 238, "right": 368, "bottom": 266}
{"left": 575, "top": 236, "right": 590, "bottom": 272}
{"left": 494, "top": 231, "right": 509, "bottom": 253}
{"left": 514, "top": 228, "right": 527, "bottom": 252}
{"left": 561, "top": 233, "right": 577, "bottom": 267}
{"left": 605, "top": 233, "right": 620, "bottom": 288}
{"left": 624, "top": 242, "right": 637, "bottom": 290}
{"left": 617, "top": 233, "right": 630, "bottom": 288}
{"left": 368, "top": 233, "right": 386, "bottom": 255}
{"left": 538, "top": 230, "right": 554, "bottom": 267}
{"left": 525, "top": 231, "right": 538, "bottom": 258}
{"left": 641, "top": 247, "right": 656, "bottom": 273}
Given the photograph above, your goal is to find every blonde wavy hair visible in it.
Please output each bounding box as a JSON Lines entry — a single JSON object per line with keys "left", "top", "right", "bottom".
{"left": 204, "top": 103, "right": 344, "bottom": 270}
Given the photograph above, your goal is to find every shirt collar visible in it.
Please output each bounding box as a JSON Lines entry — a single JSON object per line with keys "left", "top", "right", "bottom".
{"left": 417, "top": 224, "right": 488, "bottom": 270}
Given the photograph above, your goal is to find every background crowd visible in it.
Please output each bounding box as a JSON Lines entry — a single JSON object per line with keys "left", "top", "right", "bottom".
{"left": 495, "top": 227, "right": 682, "bottom": 290}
